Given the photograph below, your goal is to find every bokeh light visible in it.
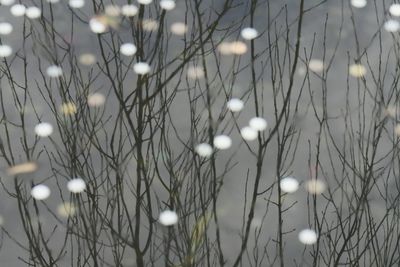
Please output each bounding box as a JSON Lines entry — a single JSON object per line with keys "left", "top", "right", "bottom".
{"left": 120, "top": 43, "right": 137, "bottom": 56}
{"left": 298, "top": 229, "right": 318, "bottom": 245}
{"left": 67, "top": 178, "right": 86, "bottom": 193}
{"left": 88, "top": 93, "right": 106, "bottom": 107}
{"left": 159, "top": 210, "right": 178, "bottom": 226}
{"left": 170, "top": 22, "right": 188, "bottom": 35}
{"left": 240, "top": 126, "right": 258, "bottom": 141}
{"left": 280, "top": 177, "right": 299, "bottom": 193}
{"left": 7, "top": 162, "right": 38, "bottom": 175}
{"left": 227, "top": 98, "right": 244, "bottom": 112}
{"left": 35, "top": 122, "right": 53, "bottom": 137}
{"left": 351, "top": 0, "right": 367, "bottom": 8}
{"left": 195, "top": 143, "right": 213, "bottom": 157}
{"left": 122, "top": 4, "right": 138, "bottom": 17}
{"left": 249, "top": 117, "right": 268, "bottom": 131}
{"left": 31, "top": 184, "right": 51, "bottom": 200}
{"left": 0, "top": 45, "right": 12, "bottom": 57}
{"left": 241, "top": 27, "right": 258, "bottom": 40}
{"left": 10, "top": 4, "right": 26, "bottom": 17}
{"left": 305, "top": 179, "right": 326, "bottom": 194}
{"left": 213, "top": 135, "right": 232, "bottom": 150}
{"left": 0, "top": 22, "right": 13, "bottom": 35}
{"left": 160, "top": 0, "right": 176, "bottom": 10}
{"left": 46, "top": 65, "right": 63, "bottom": 78}
{"left": 133, "top": 62, "right": 151, "bottom": 75}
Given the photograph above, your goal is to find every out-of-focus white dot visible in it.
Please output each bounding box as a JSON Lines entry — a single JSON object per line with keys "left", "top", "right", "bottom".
{"left": 159, "top": 210, "right": 178, "bottom": 226}
{"left": 26, "top": 6, "right": 41, "bottom": 19}
{"left": 120, "top": 43, "right": 137, "bottom": 56}
{"left": 351, "top": 0, "right": 366, "bottom": 8}
{"left": 227, "top": 98, "right": 244, "bottom": 112}
{"left": 31, "top": 184, "right": 51, "bottom": 200}
{"left": 390, "top": 4, "right": 400, "bottom": 16}
{"left": 241, "top": 127, "right": 258, "bottom": 141}
{"left": 35, "top": 122, "right": 53, "bottom": 137}
{"left": 79, "top": 53, "right": 96, "bottom": 65}
{"left": 395, "top": 124, "right": 400, "bottom": 136}
{"left": 105, "top": 5, "right": 120, "bottom": 16}
{"left": 0, "top": 0, "right": 14, "bottom": 6}
{"left": 170, "top": 22, "right": 187, "bottom": 35}
{"left": 280, "top": 177, "right": 299, "bottom": 193}
{"left": 47, "top": 0, "right": 59, "bottom": 3}
{"left": 133, "top": 62, "right": 151, "bottom": 75}
{"left": 90, "top": 17, "right": 107, "bottom": 33}
{"left": 187, "top": 66, "right": 204, "bottom": 79}
{"left": 0, "top": 22, "right": 13, "bottom": 35}
{"left": 10, "top": 4, "right": 26, "bottom": 17}
{"left": 249, "top": 117, "right": 268, "bottom": 131}
{"left": 69, "top": 0, "right": 84, "bottom": 8}
{"left": 298, "top": 229, "right": 318, "bottom": 245}
{"left": 67, "top": 178, "right": 86, "bottom": 193}
{"left": 308, "top": 59, "right": 324, "bottom": 73}
{"left": 138, "top": 0, "right": 152, "bottom": 5}
{"left": 142, "top": 19, "right": 159, "bottom": 31}
{"left": 195, "top": 143, "right": 213, "bottom": 157}
{"left": 122, "top": 4, "right": 138, "bottom": 16}
{"left": 305, "top": 179, "right": 326, "bottom": 194}
{"left": 160, "top": 0, "right": 175, "bottom": 10}
{"left": 46, "top": 65, "right": 63, "bottom": 77}
{"left": 229, "top": 41, "right": 247, "bottom": 55}
{"left": 213, "top": 135, "right": 232, "bottom": 150}
{"left": 241, "top": 27, "right": 258, "bottom": 40}
{"left": 349, "top": 64, "right": 366, "bottom": 77}
{"left": 88, "top": 93, "right": 105, "bottom": 107}
{"left": 384, "top": 20, "right": 400, "bottom": 32}
{"left": 0, "top": 45, "right": 12, "bottom": 57}
{"left": 57, "top": 202, "right": 75, "bottom": 217}
{"left": 297, "top": 66, "right": 306, "bottom": 75}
